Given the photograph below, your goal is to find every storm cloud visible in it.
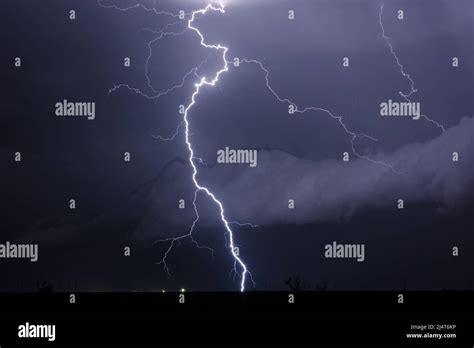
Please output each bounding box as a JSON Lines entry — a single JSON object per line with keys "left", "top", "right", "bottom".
{"left": 197, "top": 116, "right": 474, "bottom": 226}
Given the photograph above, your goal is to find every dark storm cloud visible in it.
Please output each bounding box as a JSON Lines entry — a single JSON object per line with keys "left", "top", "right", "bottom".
{"left": 199, "top": 116, "right": 474, "bottom": 226}
{"left": 1, "top": 0, "right": 473, "bottom": 292}
{"left": 30, "top": 115, "right": 472, "bottom": 245}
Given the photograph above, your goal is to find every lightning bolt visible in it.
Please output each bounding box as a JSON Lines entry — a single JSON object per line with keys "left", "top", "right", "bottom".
{"left": 177, "top": 2, "right": 251, "bottom": 292}
{"left": 236, "top": 58, "right": 404, "bottom": 175}
{"left": 229, "top": 221, "right": 260, "bottom": 228}
{"left": 107, "top": 24, "right": 190, "bottom": 99}
{"left": 151, "top": 2, "right": 254, "bottom": 291}
{"left": 101, "top": 0, "right": 253, "bottom": 291}
{"left": 98, "top": 0, "right": 186, "bottom": 18}
{"left": 378, "top": 3, "right": 445, "bottom": 132}
{"left": 103, "top": 1, "right": 419, "bottom": 292}
{"left": 153, "top": 188, "right": 214, "bottom": 276}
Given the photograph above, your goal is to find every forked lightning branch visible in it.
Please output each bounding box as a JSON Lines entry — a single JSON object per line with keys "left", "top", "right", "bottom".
{"left": 101, "top": 1, "right": 448, "bottom": 291}
{"left": 102, "top": 1, "right": 253, "bottom": 291}
{"left": 102, "top": 1, "right": 396, "bottom": 292}
{"left": 179, "top": 3, "right": 250, "bottom": 292}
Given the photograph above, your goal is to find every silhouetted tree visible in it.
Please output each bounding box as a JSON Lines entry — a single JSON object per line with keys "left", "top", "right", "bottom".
{"left": 37, "top": 281, "right": 54, "bottom": 293}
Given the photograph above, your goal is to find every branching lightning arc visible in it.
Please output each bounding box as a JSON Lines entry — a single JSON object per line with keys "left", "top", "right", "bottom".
{"left": 101, "top": 0, "right": 409, "bottom": 291}
{"left": 100, "top": 0, "right": 253, "bottom": 291}
{"left": 378, "top": 3, "right": 445, "bottom": 132}
{"left": 165, "top": 2, "right": 251, "bottom": 292}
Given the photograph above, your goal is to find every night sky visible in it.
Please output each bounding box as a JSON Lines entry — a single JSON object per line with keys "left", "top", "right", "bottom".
{"left": 0, "top": 0, "right": 473, "bottom": 292}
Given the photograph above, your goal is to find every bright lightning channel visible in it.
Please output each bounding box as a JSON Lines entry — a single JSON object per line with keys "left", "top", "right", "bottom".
{"left": 101, "top": 0, "right": 253, "bottom": 291}
{"left": 179, "top": 2, "right": 250, "bottom": 292}
{"left": 378, "top": 4, "right": 445, "bottom": 132}
{"left": 235, "top": 58, "right": 404, "bottom": 175}
{"left": 103, "top": 1, "right": 411, "bottom": 292}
